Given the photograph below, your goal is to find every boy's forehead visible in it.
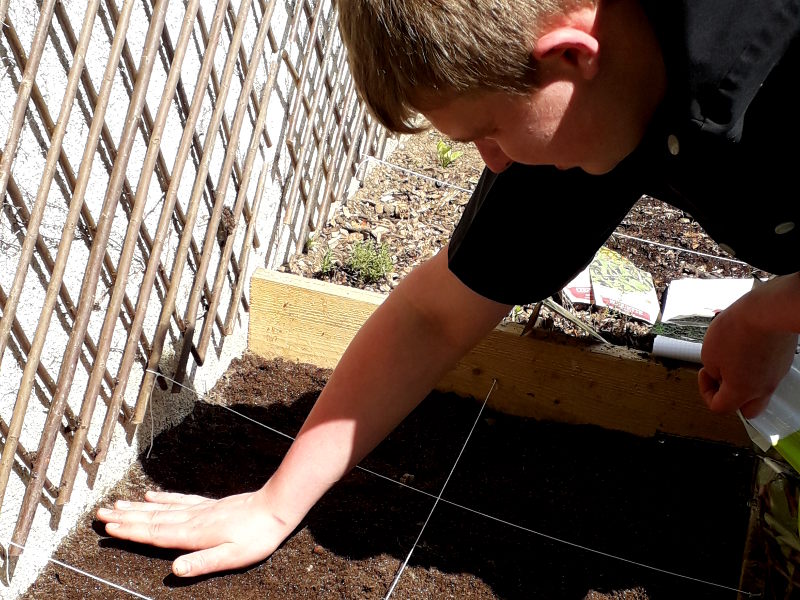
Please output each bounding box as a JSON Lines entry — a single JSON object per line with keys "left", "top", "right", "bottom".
{"left": 421, "top": 94, "right": 497, "bottom": 142}
{"left": 447, "top": 124, "right": 496, "bottom": 144}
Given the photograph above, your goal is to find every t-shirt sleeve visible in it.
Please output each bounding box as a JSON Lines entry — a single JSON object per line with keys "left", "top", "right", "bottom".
{"left": 447, "top": 163, "right": 641, "bottom": 305}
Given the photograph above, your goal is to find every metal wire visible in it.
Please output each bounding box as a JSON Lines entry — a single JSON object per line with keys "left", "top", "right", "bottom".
{"left": 611, "top": 232, "right": 750, "bottom": 265}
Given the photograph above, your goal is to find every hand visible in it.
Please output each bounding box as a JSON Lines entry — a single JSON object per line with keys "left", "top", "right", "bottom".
{"left": 698, "top": 287, "right": 798, "bottom": 418}
{"left": 96, "top": 487, "right": 294, "bottom": 577}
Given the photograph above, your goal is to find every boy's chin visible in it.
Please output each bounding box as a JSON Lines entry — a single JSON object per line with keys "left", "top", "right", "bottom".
{"left": 579, "top": 160, "right": 620, "bottom": 176}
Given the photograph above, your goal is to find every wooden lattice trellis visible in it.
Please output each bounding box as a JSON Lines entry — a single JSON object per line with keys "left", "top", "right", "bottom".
{"left": 0, "top": 0, "right": 387, "bottom": 577}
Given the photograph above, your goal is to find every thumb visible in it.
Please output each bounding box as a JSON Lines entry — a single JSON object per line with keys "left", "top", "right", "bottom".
{"left": 697, "top": 368, "right": 720, "bottom": 410}
{"left": 173, "top": 543, "right": 239, "bottom": 577}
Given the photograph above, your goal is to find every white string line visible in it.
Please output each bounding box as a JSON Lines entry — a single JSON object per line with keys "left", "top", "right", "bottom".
{"left": 146, "top": 369, "right": 761, "bottom": 598}
{"left": 610, "top": 232, "right": 750, "bottom": 266}
{"left": 356, "top": 155, "right": 474, "bottom": 193}
{"left": 146, "top": 370, "right": 758, "bottom": 597}
{"left": 383, "top": 378, "right": 496, "bottom": 599}
{"left": 359, "top": 155, "right": 749, "bottom": 268}
{"left": 436, "top": 500, "right": 756, "bottom": 596}
{"left": 241, "top": 406, "right": 759, "bottom": 598}
{"left": 1, "top": 538, "right": 154, "bottom": 600}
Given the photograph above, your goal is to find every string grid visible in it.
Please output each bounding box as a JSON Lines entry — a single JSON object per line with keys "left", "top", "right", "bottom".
{"left": 0, "top": 367, "right": 759, "bottom": 598}
{"left": 160, "top": 370, "right": 760, "bottom": 598}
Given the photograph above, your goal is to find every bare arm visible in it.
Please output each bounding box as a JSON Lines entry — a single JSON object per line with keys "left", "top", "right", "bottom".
{"left": 699, "top": 272, "right": 800, "bottom": 416}
{"left": 97, "top": 247, "right": 511, "bottom": 576}
{"left": 266, "top": 247, "right": 511, "bottom": 521}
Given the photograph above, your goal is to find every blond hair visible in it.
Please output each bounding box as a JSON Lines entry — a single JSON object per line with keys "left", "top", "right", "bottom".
{"left": 337, "top": 0, "right": 587, "bottom": 133}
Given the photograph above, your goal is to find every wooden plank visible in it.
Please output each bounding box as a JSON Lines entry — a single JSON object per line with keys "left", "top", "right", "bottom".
{"left": 249, "top": 268, "right": 750, "bottom": 446}
{"left": 249, "top": 268, "right": 386, "bottom": 367}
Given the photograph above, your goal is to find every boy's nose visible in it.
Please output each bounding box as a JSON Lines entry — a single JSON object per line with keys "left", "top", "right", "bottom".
{"left": 473, "top": 139, "right": 512, "bottom": 173}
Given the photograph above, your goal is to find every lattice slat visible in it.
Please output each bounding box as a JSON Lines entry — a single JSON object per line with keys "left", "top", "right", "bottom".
{"left": 0, "top": 0, "right": 388, "bottom": 579}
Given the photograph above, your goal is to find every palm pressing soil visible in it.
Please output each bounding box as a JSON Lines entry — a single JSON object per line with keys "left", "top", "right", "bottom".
{"left": 24, "top": 355, "right": 756, "bottom": 600}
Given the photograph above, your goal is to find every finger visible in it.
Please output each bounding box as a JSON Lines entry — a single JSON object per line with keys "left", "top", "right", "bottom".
{"left": 97, "top": 506, "right": 194, "bottom": 526}
{"left": 110, "top": 500, "right": 175, "bottom": 512}
{"left": 709, "top": 380, "right": 753, "bottom": 414}
{"left": 740, "top": 396, "right": 770, "bottom": 419}
{"left": 172, "top": 543, "right": 246, "bottom": 577}
{"left": 102, "top": 518, "right": 204, "bottom": 550}
{"left": 697, "top": 368, "right": 720, "bottom": 409}
{"left": 113, "top": 499, "right": 204, "bottom": 512}
{"left": 145, "top": 490, "right": 210, "bottom": 505}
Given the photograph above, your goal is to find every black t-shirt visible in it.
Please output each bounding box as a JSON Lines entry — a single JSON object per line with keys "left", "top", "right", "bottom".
{"left": 448, "top": 0, "right": 800, "bottom": 305}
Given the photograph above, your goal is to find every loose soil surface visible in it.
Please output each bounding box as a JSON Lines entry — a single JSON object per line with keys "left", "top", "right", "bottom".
{"left": 25, "top": 355, "right": 756, "bottom": 600}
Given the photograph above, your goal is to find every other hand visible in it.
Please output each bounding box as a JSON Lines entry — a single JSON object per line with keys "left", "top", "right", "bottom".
{"left": 698, "top": 286, "right": 798, "bottom": 417}
{"left": 96, "top": 487, "right": 294, "bottom": 577}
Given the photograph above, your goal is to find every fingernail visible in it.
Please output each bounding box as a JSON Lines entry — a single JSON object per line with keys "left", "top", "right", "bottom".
{"left": 116, "top": 500, "right": 130, "bottom": 508}
{"left": 106, "top": 523, "right": 119, "bottom": 530}
{"left": 97, "top": 508, "right": 110, "bottom": 516}
{"left": 174, "top": 560, "right": 189, "bottom": 576}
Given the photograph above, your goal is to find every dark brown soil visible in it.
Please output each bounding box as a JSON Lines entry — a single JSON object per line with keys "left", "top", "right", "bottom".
{"left": 24, "top": 354, "right": 757, "bottom": 599}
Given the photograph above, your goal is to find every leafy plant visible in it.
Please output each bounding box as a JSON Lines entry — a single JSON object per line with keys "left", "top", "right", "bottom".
{"left": 320, "top": 248, "right": 334, "bottom": 276}
{"left": 346, "top": 240, "right": 392, "bottom": 284}
{"left": 436, "top": 139, "right": 463, "bottom": 168}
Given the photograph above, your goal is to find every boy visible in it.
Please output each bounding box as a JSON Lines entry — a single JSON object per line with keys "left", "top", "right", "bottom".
{"left": 98, "top": 0, "right": 800, "bottom": 577}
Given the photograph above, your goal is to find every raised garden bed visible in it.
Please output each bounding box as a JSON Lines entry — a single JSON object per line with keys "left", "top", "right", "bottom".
{"left": 23, "top": 354, "right": 756, "bottom": 599}
{"left": 20, "top": 268, "right": 766, "bottom": 599}
{"left": 18, "top": 129, "right": 781, "bottom": 598}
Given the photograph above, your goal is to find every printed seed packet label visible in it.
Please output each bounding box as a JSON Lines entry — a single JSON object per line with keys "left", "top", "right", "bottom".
{"left": 587, "top": 247, "right": 659, "bottom": 324}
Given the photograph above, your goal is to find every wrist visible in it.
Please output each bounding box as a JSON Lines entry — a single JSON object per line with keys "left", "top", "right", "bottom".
{"left": 740, "top": 273, "right": 800, "bottom": 334}
{"left": 255, "top": 478, "right": 307, "bottom": 535}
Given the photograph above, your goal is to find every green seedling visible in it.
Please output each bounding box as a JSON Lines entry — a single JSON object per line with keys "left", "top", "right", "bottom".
{"left": 304, "top": 235, "right": 316, "bottom": 253}
{"left": 346, "top": 240, "right": 392, "bottom": 284}
{"left": 320, "top": 248, "right": 335, "bottom": 276}
{"left": 436, "top": 139, "right": 463, "bottom": 168}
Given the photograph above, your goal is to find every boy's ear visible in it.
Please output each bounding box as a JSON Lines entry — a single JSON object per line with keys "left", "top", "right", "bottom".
{"left": 533, "top": 27, "right": 600, "bottom": 79}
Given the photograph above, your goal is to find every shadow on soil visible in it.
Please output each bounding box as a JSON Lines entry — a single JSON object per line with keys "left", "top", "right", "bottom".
{"left": 117, "top": 378, "right": 756, "bottom": 599}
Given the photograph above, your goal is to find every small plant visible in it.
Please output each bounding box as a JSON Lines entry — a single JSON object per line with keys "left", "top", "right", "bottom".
{"left": 319, "top": 248, "right": 335, "bottom": 276}
{"left": 346, "top": 240, "right": 392, "bottom": 284}
{"left": 436, "top": 139, "right": 463, "bottom": 168}
{"left": 304, "top": 234, "right": 316, "bottom": 253}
